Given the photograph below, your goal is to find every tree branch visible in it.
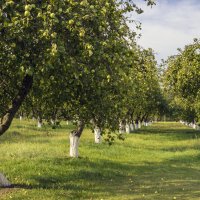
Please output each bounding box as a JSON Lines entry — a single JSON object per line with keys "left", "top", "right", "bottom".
{"left": 0, "top": 74, "right": 33, "bottom": 136}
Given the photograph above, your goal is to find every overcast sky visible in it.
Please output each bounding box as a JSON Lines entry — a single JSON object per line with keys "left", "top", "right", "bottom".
{"left": 131, "top": 0, "right": 200, "bottom": 63}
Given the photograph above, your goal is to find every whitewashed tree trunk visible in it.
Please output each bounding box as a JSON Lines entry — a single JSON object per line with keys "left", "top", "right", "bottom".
{"left": 125, "top": 123, "right": 131, "bottom": 133}
{"left": 0, "top": 173, "right": 11, "bottom": 187}
{"left": 135, "top": 122, "right": 139, "bottom": 130}
{"left": 130, "top": 123, "right": 134, "bottom": 132}
{"left": 37, "top": 120, "right": 42, "bottom": 128}
{"left": 66, "top": 120, "right": 69, "bottom": 125}
{"left": 37, "top": 116, "right": 43, "bottom": 128}
{"left": 69, "top": 121, "right": 84, "bottom": 158}
{"left": 119, "top": 121, "right": 125, "bottom": 134}
{"left": 69, "top": 133, "right": 79, "bottom": 157}
{"left": 184, "top": 122, "right": 188, "bottom": 126}
{"left": 138, "top": 121, "right": 141, "bottom": 129}
{"left": 193, "top": 124, "right": 197, "bottom": 129}
{"left": 142, "top": 121, "right": 145, "bottom": 126}
{"left": 94, "top": 127, "right": 101, "bottom": 143}
{"left": 19, "top": 115, "right": 23, "bottom": 121}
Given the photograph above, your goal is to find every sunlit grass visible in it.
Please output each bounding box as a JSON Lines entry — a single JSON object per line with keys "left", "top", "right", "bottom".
{"left": 0, "top": 120, "right": 200, "bottom": 199}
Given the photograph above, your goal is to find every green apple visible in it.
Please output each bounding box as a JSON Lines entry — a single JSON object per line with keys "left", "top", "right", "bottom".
{"left": 50, "top": 13, "right": 55, "bottom": 18}
{"left": 24, "top": 11, "right": 31, "bottom": 17}
{"left": 79, "top": 29, "right": 85, "bottom": 37}
{"left": 68, "top": 19, "right": 74, "bottom": 25}
{"left": 25, "top": 5, "right": 31, "bottom": 11}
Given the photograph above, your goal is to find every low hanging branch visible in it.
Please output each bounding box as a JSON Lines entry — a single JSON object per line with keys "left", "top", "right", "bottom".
{"left": 0, "top": 74, "right": 33, "bottom": 136}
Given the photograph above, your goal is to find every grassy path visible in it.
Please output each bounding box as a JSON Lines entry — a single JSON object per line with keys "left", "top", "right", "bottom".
{"left": 0, "top": 121, "right": 200, "bottom": 199}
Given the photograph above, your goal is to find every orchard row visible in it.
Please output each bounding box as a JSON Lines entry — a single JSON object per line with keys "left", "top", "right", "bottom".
{"left": 163, "top": 39, "right": 200, "bottom": 128}
{"left": 0, "top": 1, "right": 162, "bottom": 157}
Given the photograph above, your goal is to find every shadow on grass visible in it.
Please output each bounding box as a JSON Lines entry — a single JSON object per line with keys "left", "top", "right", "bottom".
{"left": 10, "top": 156, "right": 200, "bottom": 199}
{"left": 137, "top": 127, "right": 198, "bottom": 135}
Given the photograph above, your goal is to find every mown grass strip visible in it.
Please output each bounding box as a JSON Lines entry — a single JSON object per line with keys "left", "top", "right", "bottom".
{"left": 0, "top": 120, "right": 200, "bottom": 199}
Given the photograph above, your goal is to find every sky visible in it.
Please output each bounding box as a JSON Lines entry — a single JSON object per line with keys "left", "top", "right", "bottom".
{"left": 130, "top": 0, "right": 200, "bottom": 63}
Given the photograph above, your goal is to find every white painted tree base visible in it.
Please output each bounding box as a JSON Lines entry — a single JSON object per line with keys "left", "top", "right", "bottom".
{"left": 142, "top": 122, "right": 145, "bottom": 126}
{"left": 69, "top": 134, "right": 79, "bottom": 157}
{"left": 94, "top": 127, "right": 101, "bottom": 143}
{"left": 125, "top": 124, "right": 131, "bottom": 134}
{"left": 192, "top": 124, "right": 196, "bottom": 129}
{"left": 0, "top": 173, "right": 11, "bottom": 187}
{"left": 119, "top": 121, "right": 125, "bottom": 134}
{"left": 135, "top": 123, "right": 139, "bottom": 130}
{"left": 130, "top": 124, "right": 134, "bottom": 132}
{"left": 119, "top": 129, "right": 125, "bottom": 134}
{"left": 37, "top": 121, "right": 42, "bottom": 128}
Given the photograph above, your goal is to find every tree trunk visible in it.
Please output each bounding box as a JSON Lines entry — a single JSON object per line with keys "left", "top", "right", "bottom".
{"left": 130, "top": 123, "right": 135, "bottom": 132}
{"left": 94, "top": 126, "right": 101, "bottom": 143}
{"left": 69, "top": 121, "right": 84, "bottom": 158}
{"left": 125, "top": 123, "right": 131, "bottom": 133}
{"left": 0, "top": 173, "right": 11, "bottom": 187}
{"left": 119, "top": 121, "right": 125, "bottom": 134}
{"left": 138, "top": 121, "right": 141, "bottom": 129}
{"left": 37, "top": 116, "right": 43, "bottom": 128}
{"left": 135, "top": 121, "right": 138, "bottom": 130}
{"left": 37, "top": 121, "right": 42, "bottom": 128}
{"left": 69, "top": 134, "right": 79, "bottom": 157}
{"left": 0, "top": 75, "right": 33, "bottom": 136}
{"left": 192, "top": 123, "right": 196, "bottom": 129}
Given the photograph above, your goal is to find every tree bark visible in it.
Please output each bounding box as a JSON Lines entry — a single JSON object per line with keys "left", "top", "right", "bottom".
{"left": 135, "top": 119, "right": 139, "bottom": 130}
{"left": 125, "top": 123, "right": 131, "bottom": 133}
{"left": 69, "top": 121, "right": 85, "bottom": 158}
{"left": 94, "top": 126, "right": 101, "bottom": 143}
{"left": 119, "top": 120, "right": 125, "bottom": 134}
{"left": 138, "top": 121, "right": 141, "bottom": 129}
{"left": 130, "top": 123, "right": 135, "bottom": 132}
{"left": 37, "top": 115, "right": 43, "bottom": 128}
{"left": 0, "top": 75, "right": 33, "bottom": 136}
{"left": 0, "top": 173, "right": 11, "bottom": 187}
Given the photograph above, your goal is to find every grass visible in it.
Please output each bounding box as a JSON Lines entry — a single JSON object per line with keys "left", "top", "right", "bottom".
{"left": 0, "top": 120, "right": 200, "bottom": 199}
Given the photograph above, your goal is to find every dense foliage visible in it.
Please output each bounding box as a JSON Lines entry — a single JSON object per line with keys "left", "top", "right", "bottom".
{"left": 0, "top": 0, "right": 161, "bottom": 139}
{"left": 163, "top": 39, "right": 200, "bottom": 124}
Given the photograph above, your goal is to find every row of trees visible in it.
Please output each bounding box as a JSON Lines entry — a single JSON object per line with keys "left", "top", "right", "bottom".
{"left": 0, "top": 0, "right": 164, "bottom": 157}
{"left": 163, "top": 39, "right": 200, "bottom": 127}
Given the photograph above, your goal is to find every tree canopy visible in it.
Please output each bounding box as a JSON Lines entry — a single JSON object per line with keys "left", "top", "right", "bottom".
{"left": 0, "top": 0, "right": 159, "bottom": 137}
{"left": 163, "top": 39, "right": 200, "bottom": 124}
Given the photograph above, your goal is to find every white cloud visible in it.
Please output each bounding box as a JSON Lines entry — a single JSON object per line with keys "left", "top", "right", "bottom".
{"left": 130, "top": 0, "right": 200, "bottom": 63}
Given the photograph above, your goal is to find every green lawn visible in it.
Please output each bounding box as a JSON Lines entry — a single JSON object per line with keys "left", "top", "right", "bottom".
{"left": 0, "top": 120, "right": 200, "bottom": 200}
